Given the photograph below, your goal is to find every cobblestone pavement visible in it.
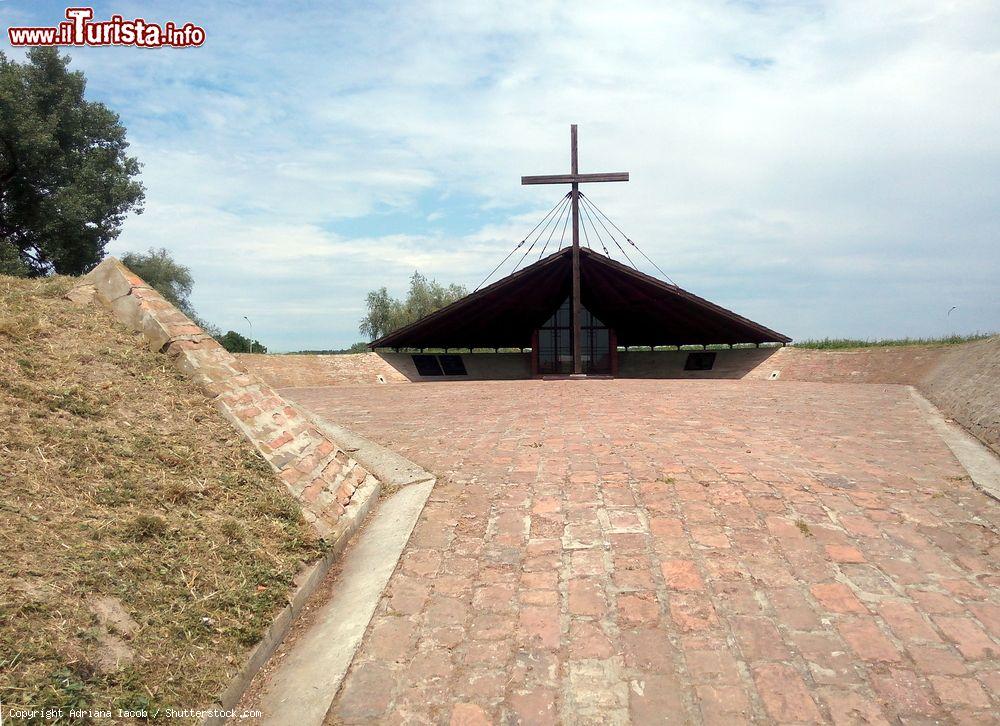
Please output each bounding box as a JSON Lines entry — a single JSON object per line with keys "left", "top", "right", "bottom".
{"left": 283, "top": 380, "right": 1000, "bottom": 725}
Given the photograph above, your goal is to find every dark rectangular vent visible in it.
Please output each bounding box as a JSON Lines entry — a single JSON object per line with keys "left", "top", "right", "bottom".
{"left": 684, "top": 352, "right": 716, "bottom": 371}
{"left": 412, "top": 354, "right": 444, "bottom": 376}
{"left": 438, "top": 354, "right": 468, "bottom": 376}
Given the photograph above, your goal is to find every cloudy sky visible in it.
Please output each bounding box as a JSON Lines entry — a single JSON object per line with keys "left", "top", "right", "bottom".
{"left": 3, "top": 0, "right": 998, "bottom": 351}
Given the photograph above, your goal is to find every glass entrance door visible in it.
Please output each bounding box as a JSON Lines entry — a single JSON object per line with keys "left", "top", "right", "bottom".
{"left": 537, "top": 299, "right": 573, "bottom": 374}
{"left": 536, "top": 298, "right": 612, "bottom": 374}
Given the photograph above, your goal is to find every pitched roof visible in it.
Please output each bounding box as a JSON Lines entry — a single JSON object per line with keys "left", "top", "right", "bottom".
{"left": 370, "top": 247, "right": 790, "bottom": 349}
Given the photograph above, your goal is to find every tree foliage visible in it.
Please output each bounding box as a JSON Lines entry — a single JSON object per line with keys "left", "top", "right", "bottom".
{"left": 0, "top": 237, "right": 28, "bottom": 276}
{"left": 359, "top": 271, "right": 467, "bottom": 341}
{"left": 0, "top": 48, "right": 145, "bottom": 276}
{"left": 289, "top": 342, "right": 369, "bottom": 354}
{"left": 121, "top": 248, "right": 194, "bottom": 315}
{"left": 218, "top": 331, "right": 267, "bottom": 354}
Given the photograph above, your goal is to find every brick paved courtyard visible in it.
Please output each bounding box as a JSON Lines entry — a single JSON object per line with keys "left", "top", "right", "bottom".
{"left": 284, "top": 380, "right": 1000, "bottom": 725}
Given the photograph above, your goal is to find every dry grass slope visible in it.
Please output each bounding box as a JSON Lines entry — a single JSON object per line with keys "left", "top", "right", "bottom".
{"left": 0, "top": 276, "right": 322, "bottom": 721}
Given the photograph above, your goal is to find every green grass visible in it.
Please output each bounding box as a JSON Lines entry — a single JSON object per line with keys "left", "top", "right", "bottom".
{"left": 792, "top": 333, "right": 995, "bottom": 350}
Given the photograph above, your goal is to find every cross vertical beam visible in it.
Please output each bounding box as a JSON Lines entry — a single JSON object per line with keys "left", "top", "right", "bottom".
{"left": 521, "top": 125, "right": 628, "bottom": 376}
{"left": 570, "top": 125, "right": 582, "bottom": 374}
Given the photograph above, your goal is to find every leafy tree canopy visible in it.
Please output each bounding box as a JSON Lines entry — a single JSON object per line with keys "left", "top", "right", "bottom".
{"left": 0, "top": 237, "right": 28, "bottom": 276}
{"left": 0, "top": 48, "right": 145, "bottom": 276}
{"left": 218, "top": 330, "right": 267, "bottom": 354}
{"left": 359, "top": 271, "right": 466, "bottom": 341}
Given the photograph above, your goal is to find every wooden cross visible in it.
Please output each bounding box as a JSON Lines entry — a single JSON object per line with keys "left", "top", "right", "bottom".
{"left": 521, "top": 124, "right": 629, "bottom": 375}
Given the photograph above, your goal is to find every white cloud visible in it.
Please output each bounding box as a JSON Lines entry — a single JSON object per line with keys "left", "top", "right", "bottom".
{"left": 5, "top": 0, "right": 997, "bottom": 349}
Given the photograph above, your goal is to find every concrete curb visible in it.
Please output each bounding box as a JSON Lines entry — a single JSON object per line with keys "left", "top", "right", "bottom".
{"left": 205, "top": 475, "right": 382, "bottom": 726}
{"left": 252, "top": 480, "right": 435, "bottom": 725}
{"left": 228, "top": 399, "right": 438, "bottom": 724}
{"left": 909, "top": 387, "right": 1000, "bottom": 502}
{"left": 208, "top": 416, "right": 437, "bottom": 725}
{"left": 280, "top": 389, "right": 434, "bottom": 489}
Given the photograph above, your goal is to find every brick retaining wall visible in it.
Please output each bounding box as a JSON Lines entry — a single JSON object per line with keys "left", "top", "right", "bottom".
{"left": 68, "top": 258, "right": 376, "bottom": 540}
{"left": 746, "top": 340, "right": 1000, "bottom": 454}
{"left": 743, "top": 345, "right": 950, "bottom": 384}
{"left": 239, "top": 352, "right": 410, "bottom": 388}
{"left": 920, "top": 337, "right": 1000, "bottom": 454}
{"left": 238, "top": 351, "right": 532, "bottom": 386}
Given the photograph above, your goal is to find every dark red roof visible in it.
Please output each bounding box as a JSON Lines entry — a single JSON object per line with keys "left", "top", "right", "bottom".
{"left": 370, "top": 247, "right": 790, "bottom": 349}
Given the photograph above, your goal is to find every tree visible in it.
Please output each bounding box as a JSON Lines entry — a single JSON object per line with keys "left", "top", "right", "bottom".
{"left": 218, "top": 331, "right": 267, "bottom": 354}
{"left": 121, "top": 248, "right": 195, "bottom": 315}
{"left": 0, "top": 48, "right": 145, "bottom": 276}
{"left": 287, "top": 343, "right": 369, "bottom": 355}
{"left": 359, "top": 287, "right": 402, "bottom": 341}
{"left": 359, "top": 271, "right": 467, "bottom": 340}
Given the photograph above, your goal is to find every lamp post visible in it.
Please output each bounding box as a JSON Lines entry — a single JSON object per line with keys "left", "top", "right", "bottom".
{"left": 243, "top": 316, "right": 253, "bottom": 355}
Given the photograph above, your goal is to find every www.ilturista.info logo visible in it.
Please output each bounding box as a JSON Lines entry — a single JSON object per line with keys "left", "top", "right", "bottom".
{"left": 8, "top": 7, "right": 205, "bottom": 48}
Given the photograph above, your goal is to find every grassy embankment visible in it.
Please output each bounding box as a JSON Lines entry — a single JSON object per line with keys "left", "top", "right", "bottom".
{"left": 0, "top": 276, "right": 322, "bottom": 721}
{"left": 792, "top": 333, "right": 994, "bottom": 349}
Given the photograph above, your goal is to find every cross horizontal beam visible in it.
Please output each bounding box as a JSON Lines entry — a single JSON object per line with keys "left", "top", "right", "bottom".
{"left": 521, "top": 172, "right": 629, "bottom": 185}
